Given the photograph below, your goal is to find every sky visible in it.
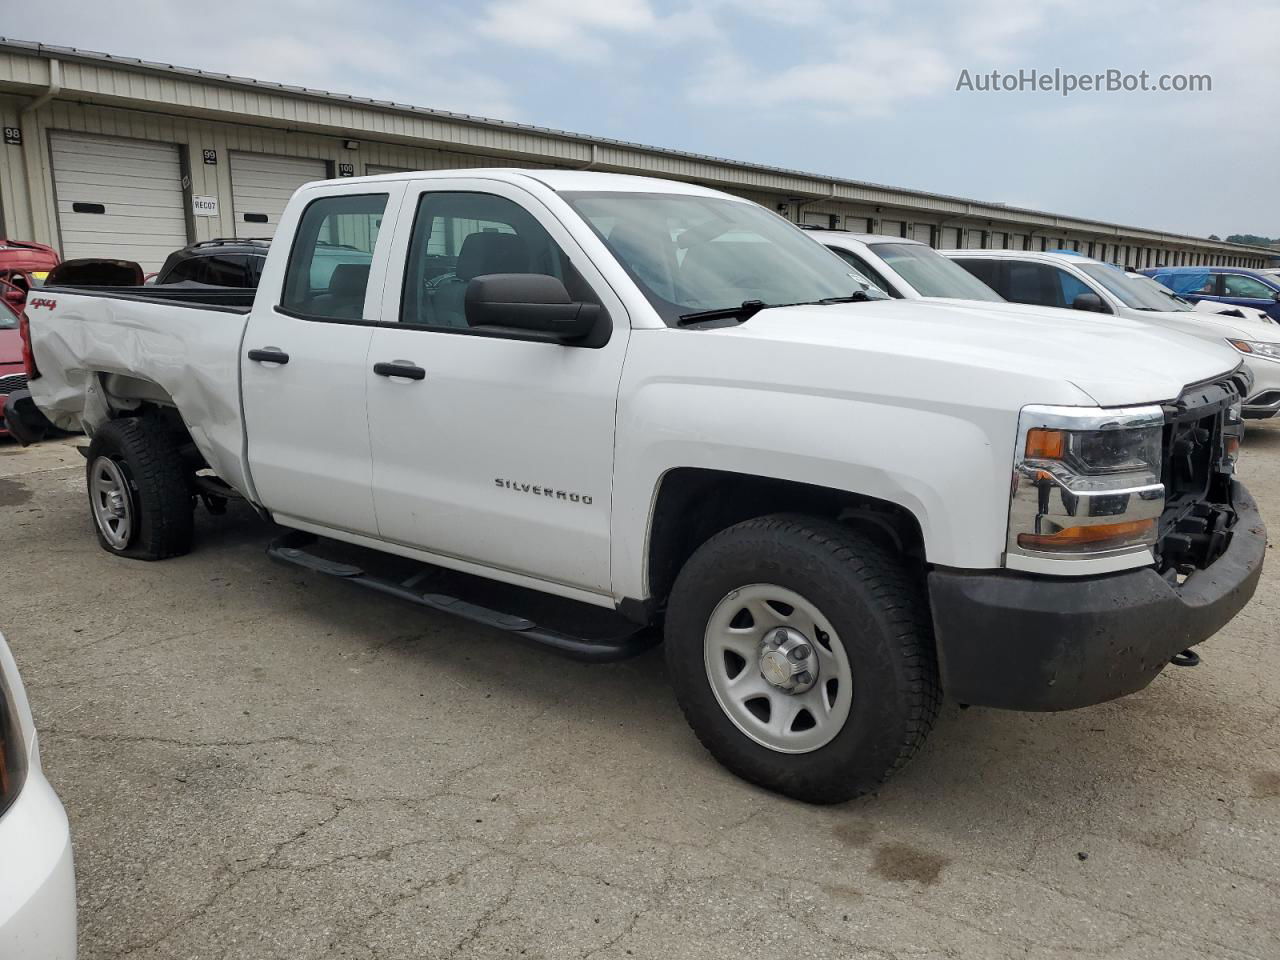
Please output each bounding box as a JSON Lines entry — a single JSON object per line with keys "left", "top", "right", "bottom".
{"left": 17, "top": 0, "right": 1278, "bottom": 239}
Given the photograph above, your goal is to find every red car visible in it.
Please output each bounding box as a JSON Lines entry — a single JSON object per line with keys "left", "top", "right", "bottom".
{"left": 0, "top": 240, "right": 59, "bottom": 313}
{"left": 0, "top": 298, "right": 24, "bottom": 437}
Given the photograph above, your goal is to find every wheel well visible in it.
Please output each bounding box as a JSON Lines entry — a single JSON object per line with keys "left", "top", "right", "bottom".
{"left": 108, "top": 400, "right": 206, "bottom": 475}
{"left": 646, "top": 468, "right": 926, "bottom": 608}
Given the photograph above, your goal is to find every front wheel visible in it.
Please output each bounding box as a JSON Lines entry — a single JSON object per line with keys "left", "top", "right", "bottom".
{"left": 86, "top": 417, "right": 194, "bottom": 560}
{"left": 664, "top": 515, "right": 940, "bottom": 804}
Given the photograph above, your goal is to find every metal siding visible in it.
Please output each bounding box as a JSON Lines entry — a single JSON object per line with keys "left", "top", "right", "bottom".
{"left": 49, "top": 130, "right": 188, "bottom": 270}
{"left": 0, "top": 96, "right": 33, "bottom": 239}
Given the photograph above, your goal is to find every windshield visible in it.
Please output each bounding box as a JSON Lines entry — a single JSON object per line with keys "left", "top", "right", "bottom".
{"left": 869, "top": 242, "right": 1003, "bottom": 301}
{"left": 1077, "top": 262, "right": 1186, "bottom": 311}
{"left": 1128, "top": 273, "right": 1193, "bottom": 310}
{"left": 562, "top": 191, "right": 887, "bottom": 324}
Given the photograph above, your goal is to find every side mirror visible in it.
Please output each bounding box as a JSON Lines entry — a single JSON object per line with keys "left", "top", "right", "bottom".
{"left": 465, "top": 274, "right": 602, "bottom": 343}
{"left": 1271, "top": 290, "right": 1280, "bottom": 303}
{"left": 1072, "top": 292, "right": 1106, "bottom": 313}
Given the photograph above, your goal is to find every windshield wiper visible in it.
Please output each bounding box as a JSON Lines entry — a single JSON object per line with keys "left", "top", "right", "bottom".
{"left": 677, "top": 299, "right": 770, "bottom": 326}
{"left": 816, "top": 291, "right": 874, "bottom": 304}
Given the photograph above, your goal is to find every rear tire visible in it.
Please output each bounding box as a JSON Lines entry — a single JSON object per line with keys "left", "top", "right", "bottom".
{"left": 664, "top": 514, "right": 940, "bottom": 804}
{"left": 86, "top": 417, "right": 194, "bottom": 560}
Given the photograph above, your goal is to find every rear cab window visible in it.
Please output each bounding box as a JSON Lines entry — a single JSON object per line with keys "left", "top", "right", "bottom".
{"left": 281, "top": 194, "right": 388, "bottom": 321}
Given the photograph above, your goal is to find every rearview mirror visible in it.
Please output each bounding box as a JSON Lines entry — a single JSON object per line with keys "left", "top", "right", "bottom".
{"left": 1071, "top": 292, "right": 1106, "bottom": 313}
{"left": 465, "top": 274, "right": 603, "bottom": 344}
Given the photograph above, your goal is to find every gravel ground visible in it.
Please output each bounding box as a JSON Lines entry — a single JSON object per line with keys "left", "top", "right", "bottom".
{"left": 1, "top": 421, "right": 1277, "bottom": 960}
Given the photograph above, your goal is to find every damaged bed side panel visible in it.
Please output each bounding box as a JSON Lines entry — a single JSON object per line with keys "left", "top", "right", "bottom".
{"left": 25, "top": 292, "right": 255, "bottom": 499}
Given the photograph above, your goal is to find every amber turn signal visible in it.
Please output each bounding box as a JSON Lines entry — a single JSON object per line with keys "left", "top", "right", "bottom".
{"left": 1025, "top": 428, "right": 1066, "bottom": 460}
{"left": 1017, "top": 517, "right": 1155, "bottom": 552}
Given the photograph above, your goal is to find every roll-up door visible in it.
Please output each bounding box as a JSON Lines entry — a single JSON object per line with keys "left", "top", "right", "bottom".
{"left": 49, "top": 131, "right": 188, "bottom": 272}
{"left": 229, "top": 152, "right": 329, "bottom": 239}
{"left": 365, "top": 164, "right": 413, "bottom": 176}
{"left": 877, "top": 220, "right": 905, "bottom": 237}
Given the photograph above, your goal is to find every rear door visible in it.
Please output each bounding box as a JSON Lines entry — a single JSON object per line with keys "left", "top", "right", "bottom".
{"left": 241, "top": 182, "right": 404, "bottom": 535}
{"left": 229, "top": 153, "right": 329, "bottom": 239}
{"left": 364, "top": 178, "right": 630, "bottom": 596}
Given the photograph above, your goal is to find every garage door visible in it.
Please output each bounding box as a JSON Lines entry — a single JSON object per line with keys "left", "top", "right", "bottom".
{"left": 229, "top": 153, "right": 329, "bottom": 239}
{"left": 365, "top": 164, "right": 412, "bottom": 176}
{"left": 50, "top": 132, "right": 189, "bottom": 272}
{"left": 877, "top": 220, "right": 904, "bottom": 237}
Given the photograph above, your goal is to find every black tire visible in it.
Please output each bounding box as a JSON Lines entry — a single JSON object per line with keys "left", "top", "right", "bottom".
{"left": 665, "top": 514, "right": 940, "bottom": 804}
{"left": 85, "top": 417, "right": 194, "bottom": 560}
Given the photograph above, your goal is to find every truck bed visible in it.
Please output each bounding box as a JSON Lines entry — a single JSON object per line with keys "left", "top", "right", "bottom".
{"left": 41, "top": 283, "right": 255, "bottom": 311}
{"left": 27, "top": 286, "right": 255, "bottom": 497}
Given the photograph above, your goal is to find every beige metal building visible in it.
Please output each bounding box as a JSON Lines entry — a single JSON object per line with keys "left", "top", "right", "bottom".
{"left": 0, "top": 38, "right": 1274, "bottom": 273}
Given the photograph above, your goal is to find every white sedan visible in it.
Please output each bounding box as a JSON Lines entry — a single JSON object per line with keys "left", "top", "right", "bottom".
{"left": 0, "top": 633, "right": 76, "bottom": 958}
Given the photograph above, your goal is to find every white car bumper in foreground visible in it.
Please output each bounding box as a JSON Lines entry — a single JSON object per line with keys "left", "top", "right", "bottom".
{"left": 0, "top": 770, "right": 76, "bottom": 959}
{"left": 0, "top": 633, "right": 76, "bottom": 959}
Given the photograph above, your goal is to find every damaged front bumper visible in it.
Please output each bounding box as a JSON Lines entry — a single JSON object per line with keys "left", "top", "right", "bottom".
{"left": 928, "top": 480, "right": 1266, "bottom": 711}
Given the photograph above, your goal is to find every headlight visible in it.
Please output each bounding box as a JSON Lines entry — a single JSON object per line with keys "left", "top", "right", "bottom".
{"left": 1007, "top": 405, "right": 1165, "bottom": 572}
{"left": 0, "top": 671, "right": 28, "bottom": 817}
{"left": 1228, "top": 339, "right": 1280, "bottom": 362}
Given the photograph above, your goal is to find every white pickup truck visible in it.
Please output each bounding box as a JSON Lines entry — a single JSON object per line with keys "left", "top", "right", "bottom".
{"left": 20, "top": 170, "right": 1266, "bottom": 803}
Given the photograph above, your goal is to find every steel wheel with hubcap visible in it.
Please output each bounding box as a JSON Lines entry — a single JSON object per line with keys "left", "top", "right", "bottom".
{"left": 704, "top": 583, "right": 853, "bottom": 754}
{"left": 89, "top": 456, "right": 134, "bottom": 550}
{"left": 665, "top": 514, "right": 940, "bottom": 804}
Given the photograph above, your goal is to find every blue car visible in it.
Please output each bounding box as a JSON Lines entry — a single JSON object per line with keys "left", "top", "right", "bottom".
{"left": 1143, "top": 266, "right": 1280, "bottom": 322}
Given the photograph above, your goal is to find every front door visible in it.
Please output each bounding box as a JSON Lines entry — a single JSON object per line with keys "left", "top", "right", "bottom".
{"left": 365, "top": 179, "right": 629, "bottom": 596}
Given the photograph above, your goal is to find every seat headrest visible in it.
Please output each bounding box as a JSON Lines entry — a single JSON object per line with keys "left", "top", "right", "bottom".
{"left": 328, "top": 262, "right": 371, "bottom": 297}
{"left": 456, "top": 232, "right": 528, "bottom": 281}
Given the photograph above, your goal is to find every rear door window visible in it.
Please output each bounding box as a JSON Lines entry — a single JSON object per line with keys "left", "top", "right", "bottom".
{"left": 281, "top": 194, "right": 387, "bottom": 321}
{"left": 1005, "top": 262, "right": 1071, "bottom": 307}
{"left": 952, "top": 257, "right": 1001, "bottom": 291}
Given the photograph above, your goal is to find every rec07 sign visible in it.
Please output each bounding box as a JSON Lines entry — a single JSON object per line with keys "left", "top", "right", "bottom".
{"left": 191, "top": 196, "right": 219, "bottom": 217}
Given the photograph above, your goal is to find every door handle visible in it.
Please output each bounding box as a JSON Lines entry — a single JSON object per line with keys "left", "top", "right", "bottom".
{"left": 247, "top": 347, "right": 290, "bottom": 365}
{"left": 373, "top": 361, "right": 426, "bottom": 381}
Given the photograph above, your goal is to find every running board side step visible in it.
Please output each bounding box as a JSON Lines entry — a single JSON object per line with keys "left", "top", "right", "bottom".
{"left": 266, "top": 532, "right": 657, "bottom": 663}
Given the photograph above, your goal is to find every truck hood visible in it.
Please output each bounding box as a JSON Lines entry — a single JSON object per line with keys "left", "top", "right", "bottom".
{"left": 727, "top": 299, "right": 1240, "bottom": 407}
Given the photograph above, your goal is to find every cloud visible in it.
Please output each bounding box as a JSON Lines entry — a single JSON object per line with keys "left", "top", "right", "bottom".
{"left": 24, "top": 0, "right": 521, "bottom": 117}
{"left": 689, "top": 35, "right": 953, "bottom": 118}
{"left": 475, "top": 0, "right": 665, "bottom": 61}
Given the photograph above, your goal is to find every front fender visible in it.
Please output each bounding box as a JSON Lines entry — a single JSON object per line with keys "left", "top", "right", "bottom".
{"left": 610, "top": 380, "right": 1016, "bottom": 600}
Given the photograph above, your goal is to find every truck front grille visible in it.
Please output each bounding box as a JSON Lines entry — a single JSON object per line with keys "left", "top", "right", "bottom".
{"left": 1155, "top": 375, "right": 1241, "bottom": 575}
{"left": 0, "top": 373, "right": 26, "bottom": 396}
